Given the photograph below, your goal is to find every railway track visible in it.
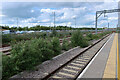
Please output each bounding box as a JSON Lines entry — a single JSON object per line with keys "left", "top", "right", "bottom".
{"left": 0, "top": 46, "right": 11, "bottom": 55}
{"left": 1, "top": 37, "right": 71, "bottom": 55}
{"left": 1, "top": 33, "right": 98, "bottom": 55}
{"left": 41, "top": 34, "right": 110, "bottom": 80}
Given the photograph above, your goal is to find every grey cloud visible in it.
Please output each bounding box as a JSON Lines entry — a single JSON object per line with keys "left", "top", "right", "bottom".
{"left": 1, "top": 2, "right": 118, "bottom": 28}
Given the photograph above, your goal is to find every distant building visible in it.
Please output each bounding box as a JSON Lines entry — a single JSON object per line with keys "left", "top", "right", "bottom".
{"left": 2, "top": 30, "right": 10, "bottom": 34}
{"left": 0, "top": 29, "right": 16, "bottom": 34}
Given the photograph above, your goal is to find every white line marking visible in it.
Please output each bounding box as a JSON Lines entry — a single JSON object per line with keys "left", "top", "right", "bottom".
{"left": 76, "top": 34, "right": 113, "bottom": 79}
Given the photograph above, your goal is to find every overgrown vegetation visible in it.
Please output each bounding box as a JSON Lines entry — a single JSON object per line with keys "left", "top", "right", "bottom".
{"left": 2, "top": 30, "right": 112, "bottom": 80}
{"left": 86, "top": 31, "right": 112, "bottom": 41}
{"left": 2, "top": 31, "right": 72, "bottom": 45}
{"left": 62, "top": 39, "right": 71, "bottom": 51}
{"left": 50, "top": 30, "right": 58, "bottom": 37}
{"left": 2, "top": 32, "right": 45, "bottom": 45}
{"left": 71, "top": 31, "right": 89, "bottom": 48}
{"left": 51, "top": 37, "right": 61, "bottom": 56}
{"left": 2, "top": 37, "right": 61, "bottom": 80}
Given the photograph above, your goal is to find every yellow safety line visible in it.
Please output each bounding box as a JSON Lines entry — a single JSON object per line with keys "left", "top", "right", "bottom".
{"left": 103, "top": 33, "right": 117, "bottom": 78}
{"left": 117, "top": 34, "right": 120, "bottom": 80}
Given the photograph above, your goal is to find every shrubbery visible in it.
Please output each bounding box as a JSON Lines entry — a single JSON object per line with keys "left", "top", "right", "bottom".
{"left": 2, "top": 34, "right": 11, "bottom": 45}
{"left": 2, "top": 37, "right": 61, "bottom": 80}
{"left": 62, "top": 39, "right": 71, "bottom": 51}
{"left": 86, "top": 33, "right": 99, "bottom": 40}
{"left": 2, "top": 32, "right": 49, "bottom": 45}
{"left": 50, "top": 30, "right": 58, "bottom": 37}
{"left": 2, "top": 31, "right": 72, "bottom": 45}
{"left": 71, "top": 31, "right": 89, "bottom": 48}
{"left": 51, "top": 37, "right": 61, "bottom": 56}
{"left": 86, "top": 31, "right": 112, "bottom": 41}
{"left": 2, "top": 31, "right": 111, "bottom": 80}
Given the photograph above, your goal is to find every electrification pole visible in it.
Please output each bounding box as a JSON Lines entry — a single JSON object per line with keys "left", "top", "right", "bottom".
{"left": 95, "top": 9, "right": 120, "bottom": 34}
{"left": 53, "top": 12, "right": 55, "bottom": 29}
{"left": 108, "top": 23, "right": 109, "bottom": 31}
{"left": 95, "top": 12, "right": 97, "bottom": 34}
{"left": 74, "top": 17, "right": 76, "bottom": 30}
{"left": 117, "top": 24, "right": 118, "bottom": 32}
{"left": 17, "top": 18, "right": 18, "bottom": 27}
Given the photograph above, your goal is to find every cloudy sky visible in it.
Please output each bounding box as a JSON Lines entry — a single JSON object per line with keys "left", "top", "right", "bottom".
{"left": 0, "top": 1, "right": 119, "bottom": 28}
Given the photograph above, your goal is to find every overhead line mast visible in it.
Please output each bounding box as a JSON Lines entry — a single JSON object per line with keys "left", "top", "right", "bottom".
{"left": 17, "top": 18, "right": 18, "bottom": 27}
{"left": 95, "top": 9, "right": 120, "bottom": 34}
{"left": 53, "top": 12, "right": 55, "bottom": 29}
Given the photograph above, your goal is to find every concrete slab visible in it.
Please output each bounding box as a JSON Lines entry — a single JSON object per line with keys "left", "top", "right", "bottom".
{"left": 103, "top": 34, "right": 117, "bottom": 78}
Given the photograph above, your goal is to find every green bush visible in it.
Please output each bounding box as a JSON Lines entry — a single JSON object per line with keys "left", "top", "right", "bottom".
{"left": 62, "top": 39, "right": 70, "bottom": 51}
{"left": 92, "top": 34, "right": 99, "bottom": 39}
{"left": 50, "top": 30, "right": 58, "bottom": 37}
{"left": 2, "top": 32, "right": 46, "bottom": 45}
{"left": 86, "top": 33, "right": 93, "bottom": 41}
{"left": 40, "top": 32, "right": 47, "bottom": 38}
{"left": 2, "top": 38, "right": 61, "bottom": 79}
{"left": 71, "top": 30, "right": 89, "bottom": 48}
{"left": 69, "top": 32, "right": 72, "bottom": 36}
{"left": 57, "top": 33, "right": 65, "bottom": 38}
{"left": 2, "top": 34, "right": 12, "bottom": 45}
{"left": 2, "top": 56, "right": 16, "bottom": 80}
{"left": 51, "top": 37, "right": 61, "bottom": 56}
{"left": 86, "top": 31, "right": 111, "bottom": 41}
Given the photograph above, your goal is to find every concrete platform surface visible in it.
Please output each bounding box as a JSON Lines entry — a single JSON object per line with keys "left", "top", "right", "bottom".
{"left": 77, "top": 33, "right": 117, "bottom": 79}
{"left": 103, "top": 34, "right": 117, "bottom": 78}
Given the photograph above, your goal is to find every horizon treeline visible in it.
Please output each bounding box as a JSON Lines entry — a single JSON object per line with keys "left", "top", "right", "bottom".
{"left": 1, "top": 25, "right": 103, "bottom": 31}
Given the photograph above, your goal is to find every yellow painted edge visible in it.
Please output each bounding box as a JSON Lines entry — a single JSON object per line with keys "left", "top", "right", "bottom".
{"left": 117, "top": 33, "right": 120, "bottom": 80}
{"left": 103, "top": 33, "right": 117, "bottom": 78}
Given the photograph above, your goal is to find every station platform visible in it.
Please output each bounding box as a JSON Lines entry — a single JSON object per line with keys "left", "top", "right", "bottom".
{"left": 77, "top": 33, "right": 120, "bottom": 80}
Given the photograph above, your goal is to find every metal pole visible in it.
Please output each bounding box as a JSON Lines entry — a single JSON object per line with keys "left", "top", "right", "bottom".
{"left": 17, "top": 18, "right": 18, "bottom": 27}
{"left": 117, "top": 24, "right": 118, "bottom": 32}
{"left": 66, "top": 24, "right": 67, "bottom": 31}
{"left": 53, "top": 12, "right": 55, "bottom": 29}
{"left": 50, "top": 22, "right": 51, "bottom": 31}
{"left": 74, "top": 17, "right": 76, "bottom": 31}
{"left": 95, "top": 12, "right": 98, "bottom": 34}
{"left": 75, "top": 18, "right": 76, "bottom": 29}
{"left": 108, "top": 22, "right": 109, "bottom": 31}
